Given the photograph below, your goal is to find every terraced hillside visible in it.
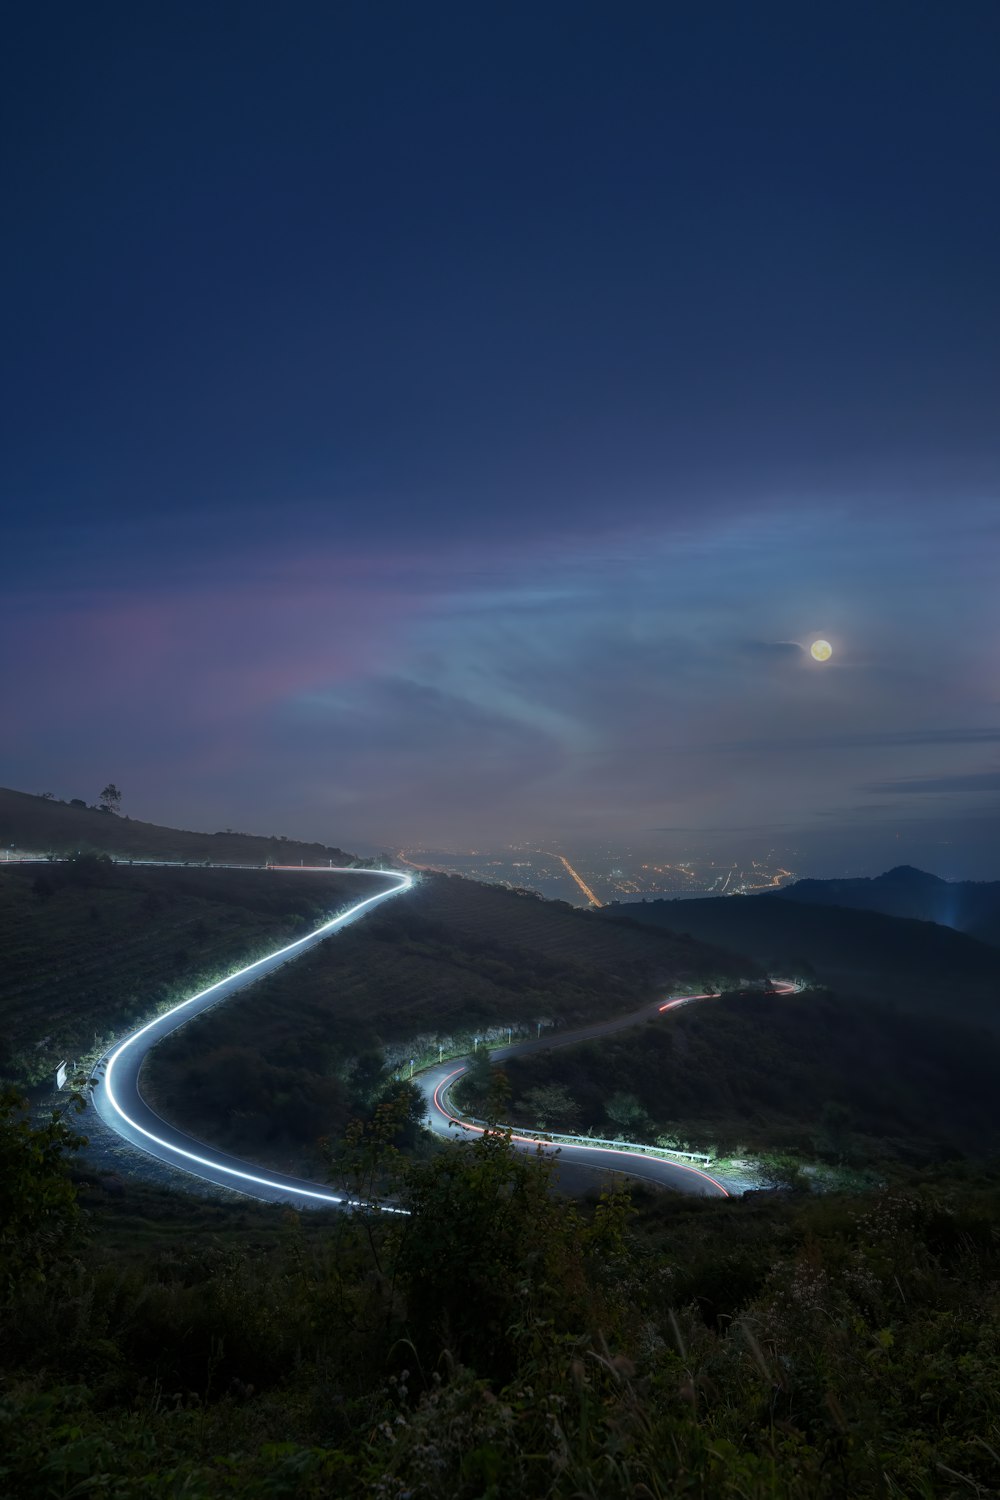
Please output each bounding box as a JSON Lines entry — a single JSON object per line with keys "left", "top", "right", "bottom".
{"left": 0, "top": 862, "right": 375, "bottom": 1087}
{"left": 400, "top": 874, "right": 750, "bottom": 979}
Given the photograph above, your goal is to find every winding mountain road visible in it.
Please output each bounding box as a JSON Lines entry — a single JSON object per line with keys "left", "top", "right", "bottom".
{"left": 88, "top": 862, "right": 796, "bottom": 1206}
{"left": 90, "top": 867, "right": 413, "bottom": 1211}
{"left": 416, "top": 985, "right": 797, "bottom": 1199}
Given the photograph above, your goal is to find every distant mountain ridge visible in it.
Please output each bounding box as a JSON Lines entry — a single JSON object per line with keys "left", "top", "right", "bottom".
{"left": 773, "top": 865, "right": 1000, "bottom": 947}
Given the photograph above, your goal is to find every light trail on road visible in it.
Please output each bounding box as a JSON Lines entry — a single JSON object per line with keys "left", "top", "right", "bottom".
{"left": 428, "top": 1065, "right": 730, "bottom": 1196}
{"left": 419, "top": 978, "right": 803, "bottom": 1198}
{"left": 90, "top": 866, "right": 412, "bottom": 1210}
{"left": 86, "top": 853, "right": 800, "bottom": 1209}
{"left": 659, "top": 978, "right": 798, "bottom": 1012}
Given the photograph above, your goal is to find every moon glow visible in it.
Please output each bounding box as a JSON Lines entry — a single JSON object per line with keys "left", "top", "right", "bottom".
{"left": 810, "top": 639, "right": 833, "bottom": 662}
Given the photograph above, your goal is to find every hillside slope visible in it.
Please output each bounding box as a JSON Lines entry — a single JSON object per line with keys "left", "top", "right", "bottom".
{"left": 496, "top": 988, "right": 1000, "bottom": 1163}
{"left": 0, "top": 785, "right": 352, "bottom": 865}
{"left": 599, "top": 892, "right": 1000, "bottom": 1028}
{"left": 0, "top": 862, "right": 378, "bottom": 1087}
{"left": 148, "top": 872, "right": 751, "bottom": 1171}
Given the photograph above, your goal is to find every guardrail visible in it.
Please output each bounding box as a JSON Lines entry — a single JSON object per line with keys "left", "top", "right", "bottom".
{"left": 517, "top": 1128, "right": 712, "bottom": 1163}
{"left": 438, "top": 1076, "right": 713, "bottom": 1165}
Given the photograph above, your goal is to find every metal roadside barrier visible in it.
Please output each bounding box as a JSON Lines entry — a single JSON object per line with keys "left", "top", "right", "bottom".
{"left": 439, "top": 1078, "right": 712, "bottom": 1165}
{"left": 521, "top": 1128, "right": 712, "bottom": 1163}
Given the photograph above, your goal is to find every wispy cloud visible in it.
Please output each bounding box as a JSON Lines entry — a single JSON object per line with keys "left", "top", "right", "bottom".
{"left": 739, "top": 640, "right": 805, "bottom": 656}
{"left": 702, "top": 727, "right": 1000, "bottom": 755}
{"left": 865, "top": 770, "right": 1000, "bottom": 795}
{"left": 6, "top": 497, "right": 1000, "bottom": 863}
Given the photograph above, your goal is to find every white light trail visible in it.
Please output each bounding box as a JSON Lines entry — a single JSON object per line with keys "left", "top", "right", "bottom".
{"left": 96, "top": 867, "right": 412, "bottom": 1211}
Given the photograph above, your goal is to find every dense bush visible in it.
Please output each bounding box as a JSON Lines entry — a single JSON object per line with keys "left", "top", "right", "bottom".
{"left": 0, "top": 1089, "right": 86, "bottom": 1293}
{"left": 1, "top": 1101, "right": 999, "bottom": 1498}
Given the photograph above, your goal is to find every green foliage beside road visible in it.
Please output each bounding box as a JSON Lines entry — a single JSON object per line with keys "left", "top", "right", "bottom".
{"left": 5, "top": 817, "right": 999, "bottom": 1494}
{"left": 1, "top": 1103, "right": 998, "bottom": 1498}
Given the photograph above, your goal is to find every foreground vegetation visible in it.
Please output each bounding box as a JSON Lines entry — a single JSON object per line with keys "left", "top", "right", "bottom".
{"left": 492, "top": 986, "right": 1000, "bottom": 1166}
{"left": 0, "top": 861, "right": 380, "bottom": 1087}
{"left": 2, "top": 1090, "right": 999, "bottom": 1498}
{"left": 147, "top": 873, "right": 747, "bottom": 1172}
{"left": 3, "top": 814, "right": 998, "bottom": 1497}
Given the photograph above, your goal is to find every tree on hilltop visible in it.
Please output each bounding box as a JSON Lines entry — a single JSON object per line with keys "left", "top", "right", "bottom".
{"left": 99, "top": 783, "right": 122, "bottom": 815}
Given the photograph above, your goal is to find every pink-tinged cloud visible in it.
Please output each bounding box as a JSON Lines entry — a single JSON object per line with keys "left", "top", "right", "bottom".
{"left": 5, "top": 564, "right": 426, "bottom": 745}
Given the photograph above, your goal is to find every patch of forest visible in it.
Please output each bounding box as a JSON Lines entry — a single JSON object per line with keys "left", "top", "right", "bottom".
{"left": 492, "top": 987, "right": 1000, "bottom": 1165}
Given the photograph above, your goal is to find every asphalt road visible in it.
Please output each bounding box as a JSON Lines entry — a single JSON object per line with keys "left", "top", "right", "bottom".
{"left": 89, "top": 866, "right": 413, "bottom": 1211}
{"left": 416, "top": 982, "right": 801, "bottom": 1199}
{"left": 87, "top": 855, "right": 798, "bottom": 1207}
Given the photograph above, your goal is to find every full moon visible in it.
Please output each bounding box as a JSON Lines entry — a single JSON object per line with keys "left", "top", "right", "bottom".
{"left": 810, "top": 639, "right": 833, "bottom": 662}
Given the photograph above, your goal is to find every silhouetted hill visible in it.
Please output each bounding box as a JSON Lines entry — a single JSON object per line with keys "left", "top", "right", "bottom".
{"left": 0, "top": 786, "right": 352, "bottom": 866}
{"left": 773, "top": 865, "right": 1000, "bottom": 947}
{"left": 599, "top": 892, "right": 1000, "bottom": 1029}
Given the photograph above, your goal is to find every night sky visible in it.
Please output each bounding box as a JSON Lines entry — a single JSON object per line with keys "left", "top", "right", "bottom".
{"left": 4, "top": 2, "right": 999, "bottom": 874}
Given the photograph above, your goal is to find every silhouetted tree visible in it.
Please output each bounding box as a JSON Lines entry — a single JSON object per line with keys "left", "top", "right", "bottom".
{"left": 99, "top": 783, "right": 122, "bottom": 815}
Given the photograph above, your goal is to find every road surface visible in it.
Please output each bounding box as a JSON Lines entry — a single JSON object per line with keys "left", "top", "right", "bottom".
{"left": 89, "top": 867, "right": 413, "bottom": 1211}
{"left": 86, "top": 854, "right": 797, "bottom": 1206}
{"left": 416, "top": 981, "right": 800, "bottom": 1199}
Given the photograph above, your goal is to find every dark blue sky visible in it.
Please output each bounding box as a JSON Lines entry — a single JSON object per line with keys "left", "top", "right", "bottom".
{"left": 4, "top": 2, "right": 999, "bottom": 873}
